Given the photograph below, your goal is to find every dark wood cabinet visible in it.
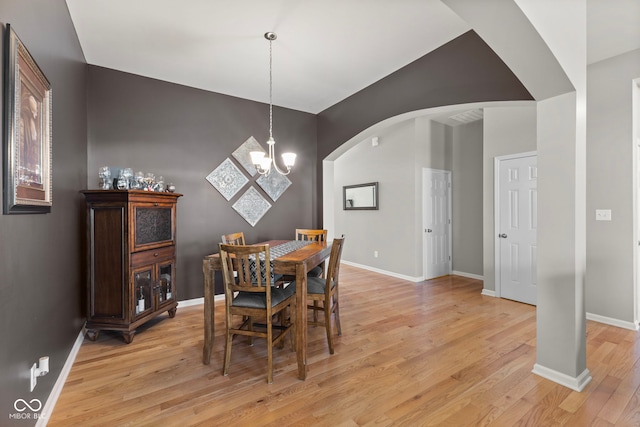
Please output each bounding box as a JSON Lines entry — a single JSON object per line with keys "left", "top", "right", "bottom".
{"left": 82, "top": 190, "right": 182, "bottom": 343}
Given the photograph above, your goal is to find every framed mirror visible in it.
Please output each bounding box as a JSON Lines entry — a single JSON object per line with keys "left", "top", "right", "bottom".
{"left": 343, "top": 182, "right": 378, "bottom": 210}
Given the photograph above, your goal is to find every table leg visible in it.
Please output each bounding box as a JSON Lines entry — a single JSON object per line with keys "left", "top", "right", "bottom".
{"left": 203, "top": 259, "right": 215, "bottom": 364}
{"left": 296, "top": 263, "right": 308, "bottom": 380}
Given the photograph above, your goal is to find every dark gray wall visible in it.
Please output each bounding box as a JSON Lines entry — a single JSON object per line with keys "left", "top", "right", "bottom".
{"left": 87, "top": 66, "right": 317, "bottom": 298}
{"left": 316, "top": 30, "right": 534, "bottom": 222}
{"left": 0, "top": 1, "right": 87, "bottom": 422}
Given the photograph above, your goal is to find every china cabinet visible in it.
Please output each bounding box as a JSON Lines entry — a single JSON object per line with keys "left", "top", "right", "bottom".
{"left": 82, "top": 190, "right": 182, "bottom": 343}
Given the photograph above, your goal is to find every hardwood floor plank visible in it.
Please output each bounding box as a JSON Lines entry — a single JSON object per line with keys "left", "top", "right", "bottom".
{"left": 47, "top": 265, "right": 640, "bottom": 426}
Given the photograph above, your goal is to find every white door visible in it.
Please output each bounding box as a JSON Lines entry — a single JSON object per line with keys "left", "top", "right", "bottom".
{"left": 496, "top": 153, "right": 537, "bottom": 305}
{"left": 423, "top": 169, "right": 452, "bottom": 280}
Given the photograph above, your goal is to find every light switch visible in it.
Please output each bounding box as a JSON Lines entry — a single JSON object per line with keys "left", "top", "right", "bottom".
{"left": 595, "top": 209, "right": 612, "bottom": 221}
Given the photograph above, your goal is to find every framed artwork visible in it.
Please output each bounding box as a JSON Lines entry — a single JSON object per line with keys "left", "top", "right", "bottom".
{"left": 3, "top": 24, "right": 52, "bottom": 214}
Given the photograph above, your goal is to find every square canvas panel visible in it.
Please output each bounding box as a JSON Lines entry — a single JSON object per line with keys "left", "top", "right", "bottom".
{"left": 232, "top": 136, "right": 265, "bottom": 177}
{"left": 232, "top": 186, "right": 271, "bottom": 227}
{"left": 205, "top": 158, "right": 249, "bottom": 201}
{"left": 256, "top": 171, "right": 291, "bottom": 201}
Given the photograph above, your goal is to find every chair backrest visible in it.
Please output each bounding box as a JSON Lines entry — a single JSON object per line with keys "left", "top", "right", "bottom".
{"left": 296, "top": 229, "right": 327, "bottom": 242}
{"left": 219, "top": 243, "right": 273, "bottom": 302}
{"left": 221, "top": 231, "right": 245, "bottom": 246}
{"left": 325, "top": 236, "right": 345, "bottom": 291}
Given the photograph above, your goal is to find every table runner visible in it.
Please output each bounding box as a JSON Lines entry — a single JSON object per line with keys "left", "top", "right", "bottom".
{"left": 249, "top": 240, "right": 313, "bottom": 283}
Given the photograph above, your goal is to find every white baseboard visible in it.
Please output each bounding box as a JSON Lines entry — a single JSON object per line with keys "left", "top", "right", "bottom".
{"left": 532, "top": 364, "right": 592, "bottom": 392}
{"left": 452, "top": 271, "right": 484, "bottom": 281}
{"left": 37, "top": 328, "right": 86, "bottom": 426}
{"left": 178, "top": 297, "right": 204, "bottom": 307}
{"left": 481, "top": 289, "right": 496, "bottom": 297}
{"left": 178, "top": 295, "right": 223, "bottom": 307}
{"left": 586, "top": 312, "right": 638, "bottom": 331}
{"left": 341, "top": 260, "right": 423, "bottom": 282}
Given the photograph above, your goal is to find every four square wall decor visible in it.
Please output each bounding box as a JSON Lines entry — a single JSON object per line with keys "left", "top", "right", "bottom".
{"left": 206, "top": 137, "right": 293, "bottom": 226}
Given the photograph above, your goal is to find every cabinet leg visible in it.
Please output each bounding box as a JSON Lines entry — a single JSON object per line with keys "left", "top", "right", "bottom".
{"left": 86, "top": 330, "right": 99, "bottom": 341}
{"left": 168, "top": 307, "right": 177, "bottom": 318}
{"left": 122, "top": 331, "right": 135, "bottom": 344}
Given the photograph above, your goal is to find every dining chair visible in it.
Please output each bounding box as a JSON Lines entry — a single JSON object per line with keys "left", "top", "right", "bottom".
{"left": 219, "top": 243, "right": 296, "bottom": 383}
{"left": 291, "top": 235, "right": 345, "bottom": 354}
{"left": 221, "top": 231, "right": 245, "bottom": 245}
{"left": 223, "top": 231, "right": 287, "bottom": 288}
{"left": 295, "top": 229, "right": 327, "bottom": 278}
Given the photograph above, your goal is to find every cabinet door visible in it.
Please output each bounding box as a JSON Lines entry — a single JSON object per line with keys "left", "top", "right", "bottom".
{"left": 132, "top": 266, "right": 154, "bottom": 319}
{"left": 156, "top": 260, "right": 176, "bottom": 308}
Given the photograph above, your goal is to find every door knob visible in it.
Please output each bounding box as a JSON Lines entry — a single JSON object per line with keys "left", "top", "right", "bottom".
{"left": 499, "top": 233, "right": 507, "bottom": 238}
{"left": 426, "top": 229, "right": 432, "bottom": 233}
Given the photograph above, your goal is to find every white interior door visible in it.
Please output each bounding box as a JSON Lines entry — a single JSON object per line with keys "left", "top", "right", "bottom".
{"left": 423, "top": 169, "right": 451, "bottom": 280}
{"left": 496, "top": 153, "right": 537, "bottom": 305}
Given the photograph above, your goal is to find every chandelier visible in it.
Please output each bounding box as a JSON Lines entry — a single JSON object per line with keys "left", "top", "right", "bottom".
{"left": 250, "top": 32, "right": 296, "bottom": 176}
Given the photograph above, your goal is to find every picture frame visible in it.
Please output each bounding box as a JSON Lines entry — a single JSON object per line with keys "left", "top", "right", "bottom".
{"left": 3, "top": 24, "right": 52, "bottom": 214}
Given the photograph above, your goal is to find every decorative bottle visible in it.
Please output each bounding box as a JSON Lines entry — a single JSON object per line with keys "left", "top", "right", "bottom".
{"left": 137, "top": 285, "right": 145, "bottom": 314}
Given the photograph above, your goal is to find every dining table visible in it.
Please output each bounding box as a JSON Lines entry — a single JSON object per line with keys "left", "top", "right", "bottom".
{"left": 202, "top": 239, "right": 332, "bottom": 380}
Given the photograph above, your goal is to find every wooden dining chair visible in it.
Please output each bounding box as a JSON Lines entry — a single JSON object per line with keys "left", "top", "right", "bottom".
{"left": 221, "top": 231, "right": 245, "bottom": 246}
{"left": 295, "top": 229, "right": 327, "bottom": 278}
{"left": 291, "top": 236, "right": 345, "bottom": 354}
{"left": 219, "top": 243, "right": 296, "bottom": 383}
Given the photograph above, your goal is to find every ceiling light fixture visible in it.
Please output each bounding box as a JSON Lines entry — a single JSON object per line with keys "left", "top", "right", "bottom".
{"left": 250, "top": 32, "right": 296, "bottom": 176}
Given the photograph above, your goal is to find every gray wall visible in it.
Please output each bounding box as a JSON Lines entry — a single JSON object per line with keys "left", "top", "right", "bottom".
{"left": 0, "top": 1, "right": 87, "bottom": 421}
{"left": 586, "top": 48, "right": 640, "bottom": 323}
{"left": 332, "top": 115, "right": 487, "bottom": 280}
{"left": 87, "top": 66, "right": 317, "bottom": 298}
{"left": 451, "top": 120, "right": 484, "bottom": 276}
{"left": 482, "top": 105, "right": 537, "bottom": 292}
{"left": 333, "top": 118, "right": 452, "bottom": 278}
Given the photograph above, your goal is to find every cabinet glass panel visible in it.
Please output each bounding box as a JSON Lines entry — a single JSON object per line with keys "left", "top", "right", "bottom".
{"left": 135, "top": 207, "right": 172, "bottom": 245}
{"left": 134, "top": 270, "right": 152, "bottom": 316}
{"left": 159, "top": 264, "right": 173, "bottom": 302}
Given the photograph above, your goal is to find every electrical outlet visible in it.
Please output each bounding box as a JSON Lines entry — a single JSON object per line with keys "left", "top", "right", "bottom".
{"left": 374, "top": 251, "right": 378, "bottom": 258}
{"left": 30, "top": 363, "right": 37, "bottom": 392}
{"left": 595, "top": 209, "right": 612, "bottom": 221}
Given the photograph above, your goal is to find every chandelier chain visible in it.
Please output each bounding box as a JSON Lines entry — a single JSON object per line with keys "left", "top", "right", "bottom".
{"left": 249, "top": 31, "right": 295, "bottom": 176}
{"left": 269, "top": 36, "right": 273, "bottom": 140}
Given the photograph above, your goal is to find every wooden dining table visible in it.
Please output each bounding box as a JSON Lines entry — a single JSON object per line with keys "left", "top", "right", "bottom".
{"left": 202, "top": 239, "right": 332, "bottom": 380}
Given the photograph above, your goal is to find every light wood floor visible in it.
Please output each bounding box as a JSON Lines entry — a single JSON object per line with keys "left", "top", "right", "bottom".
{"left": 48, "top": 265, "right": 640, "bottom": 426}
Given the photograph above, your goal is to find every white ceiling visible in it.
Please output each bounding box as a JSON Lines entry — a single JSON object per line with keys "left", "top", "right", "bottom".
{"left": 66, "top": 0, "right": 640, "bottom": 115}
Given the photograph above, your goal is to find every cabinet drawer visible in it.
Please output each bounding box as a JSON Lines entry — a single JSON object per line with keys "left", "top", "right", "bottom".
{"left": 131, "top": 246, "right": 175, "bottom": 266}
{"left": 130, "top": 202, "right": 176, "bottom": 252}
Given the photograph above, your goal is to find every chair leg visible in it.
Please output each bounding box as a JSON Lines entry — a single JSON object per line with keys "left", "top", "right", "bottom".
{"left": 324, "top": 301, "right": 334, "bottom": 354}
{"left": 313, "top": 301, "right": 319, "bottom": 324}
{"left": 248, "top": 316, "right": 253, "bottom": 346}
{"left": 223, "top": 328, "right": 233, "bottom": 376}
{"left": 277, "top": 309, "right": 286, "bottom": 349}
{"left": 290, "top": 299, "right": 297, "bottom": 352}
{"left": 334, "top": 298, "right": 342, "bottom": 336}
{"left": 267, "top": 314, "right": 273, "bottom": 384}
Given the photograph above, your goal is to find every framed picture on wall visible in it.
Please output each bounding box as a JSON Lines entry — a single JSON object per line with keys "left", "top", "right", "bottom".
{"left": 3, "top": 23, "right": 52, "bottom": 214}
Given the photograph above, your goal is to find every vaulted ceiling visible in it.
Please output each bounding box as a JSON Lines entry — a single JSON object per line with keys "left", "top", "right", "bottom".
{"left": 66, "top": 0, "right": 640, "bottom": 115}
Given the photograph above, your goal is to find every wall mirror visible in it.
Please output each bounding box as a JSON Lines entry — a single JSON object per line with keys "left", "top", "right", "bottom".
{"left": 343, "top": 182, "right": 378, "bottom": 210}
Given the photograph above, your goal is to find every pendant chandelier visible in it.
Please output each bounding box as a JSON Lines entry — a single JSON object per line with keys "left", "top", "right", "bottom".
{"left": 250, "top": 32, "right": 296, "bottom": 176}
